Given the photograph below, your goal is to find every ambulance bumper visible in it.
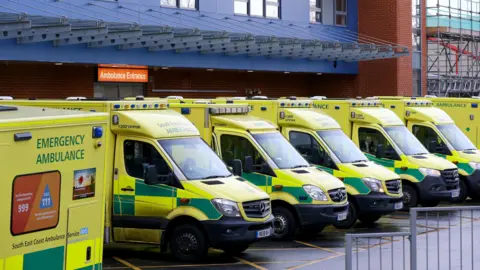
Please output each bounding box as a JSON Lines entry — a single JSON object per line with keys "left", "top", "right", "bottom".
{"left": 294, "top": 203, "right": 349, "bottom": 229}
{"left": 465, "top": 170, "right": 480, "bottom": 195}
{"left": 202, "top": 216, "right": 274, "bottom": 248}
{"left": 355, "top": 194, "right": 404, "bottom": 214}
{"left": 417, "top": 175, "right": 459, "bottom": 201}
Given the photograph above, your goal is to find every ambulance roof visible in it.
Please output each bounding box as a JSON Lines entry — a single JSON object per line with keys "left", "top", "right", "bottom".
{"left": 0, "top": 105, "right": 106, "bottom": 122}
{"left": 282, "top": 109, "right": 340, "bottom": 130}
{"left": 212, "top": 115, "right": 278, "bottom": 132}
{"left": 352, "top": 108, "right": 405, "bottom": 126}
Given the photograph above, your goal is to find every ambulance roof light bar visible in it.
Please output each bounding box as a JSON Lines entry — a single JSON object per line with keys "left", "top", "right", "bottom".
{"left": 365, "top": 96, "right": 379, "bottom": 100}
{"left": 0, "top": 96, "right": 13, "bottom": 100}
{"left": 251, "top": 96, "right": 268, "bottom": 100}
{"left": 472, "top": 96, "right": 480, "bottom": 100}
{"left": 112, "top": 101, "right": 168, "bottom": 110}
{"left": 194, "top": 100, "right": 212, "bottom": 104}
{"left": 230, "top": 97, "right": 247, "bottom": 100}
{"left": 66, "top": 97, "right": 87, "bottom": 100}
{"left": 209, "top": 106, "right": 250, "bottom": 115}
{"left": 424, "top": 95, "right": 437, "bottom": 98}
{"left": 166, "top": 96, "right": 184, "bottom": 99}
{"left": 310, "top": 96, "right": 327, "bottom": 100}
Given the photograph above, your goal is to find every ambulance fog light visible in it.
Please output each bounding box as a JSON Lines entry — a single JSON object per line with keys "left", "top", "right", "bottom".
{"left": 92, "top": 126, "right": 103, "bottom": 138}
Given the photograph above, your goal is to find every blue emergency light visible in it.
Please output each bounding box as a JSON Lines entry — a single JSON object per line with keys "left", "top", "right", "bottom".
{"left": 143, "top": 104, "right": 148, "bottom": 108}
{"left": 472, "top": 103, "right": 478, "bottom": 108}
{"left": 92, "top": 126, "right": 103, "bottom": 138}
{"left": 113, "top": 104, "right": 120, "bottom": 109}
{"left": 181, "top": 108, "right": 191, "bottom": 115}
{"left": 261, "top": 107, "right": 267, "bottom": 111}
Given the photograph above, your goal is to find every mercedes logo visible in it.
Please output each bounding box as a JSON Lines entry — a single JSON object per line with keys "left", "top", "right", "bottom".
{"left": 259, "top": 201, "right": 266, "bottom": 213}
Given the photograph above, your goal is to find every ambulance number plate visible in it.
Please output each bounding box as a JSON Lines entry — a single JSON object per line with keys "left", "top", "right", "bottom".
{"left": 256, "top": 228, "right": 272, "bottom": 239}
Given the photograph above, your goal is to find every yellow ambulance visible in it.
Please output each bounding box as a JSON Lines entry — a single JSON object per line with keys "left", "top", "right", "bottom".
{"left": 308, "top": 98, "right": 461, "bottom": 208}
{"left": 198, "top": 97, "right": 402, "bottom": 228}
{"left": 374, "top": 98, "right": 480, "bottom": 202}
{"left": 423, "top": 96, "right": 480, "bottom": 147}
{"left": 0, "top": 99, "right": 273, "bottom": 262}
{"left": 1, "top": 105, "right": 108, "bottom": 270}
{"left": 166, "top": 100, "right": 349, "bottom": 240}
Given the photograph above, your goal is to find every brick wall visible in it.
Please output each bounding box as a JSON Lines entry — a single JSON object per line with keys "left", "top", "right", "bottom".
{"left": 0, "top": 63, "right": 94, "bottom": 98}
{"left": 357, "top": 0, "right": 413, "bottom": 97}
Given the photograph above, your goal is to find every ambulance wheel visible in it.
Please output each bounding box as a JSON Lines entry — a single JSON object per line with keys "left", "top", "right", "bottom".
{"left": 221, "top": 243, "right": 250, "bottom": 255}
{"left": 469, "top": 191, "right": 480, "bottom": 201}
{"left": 170, "top": 224, "right": 208, "bottom": 262}
{"left": 451, "top": 180, "right": 468, "bottom": 203}
{"left": 358, "top": 214, "right": 382, "bottom": 226}
{"left": 271, "top": 206, "right": 296, "bottom": 240}
{"left": 401, "top": 184, "right": 418, "bottom": 210}
{"left": 334, "top": 198, "right": 357, "bottom": 229}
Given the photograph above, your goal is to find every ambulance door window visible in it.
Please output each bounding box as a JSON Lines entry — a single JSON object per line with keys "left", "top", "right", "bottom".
{"left": 358, "top": 128, "right": 399, "bottom": 160}
{"left": 412, "top": 125, "right": 449, "bottom": 155}
{"left": 289, "top": 131, "right": 332, "bottom": 168}
{"left": 124, "top": 140, "right": 172, "bottom": 178}
{"left": 220, "top": 135, "right": 266, "bottom": 174}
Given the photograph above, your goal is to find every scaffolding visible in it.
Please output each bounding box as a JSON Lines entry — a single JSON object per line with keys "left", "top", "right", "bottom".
{"left": 426, "top": 0, "right": 480, "bottom": 97}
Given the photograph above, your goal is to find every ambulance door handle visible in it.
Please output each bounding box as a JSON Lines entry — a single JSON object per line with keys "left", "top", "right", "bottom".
{"left": 121, "top": 187, "right": 134, "bottom": 192}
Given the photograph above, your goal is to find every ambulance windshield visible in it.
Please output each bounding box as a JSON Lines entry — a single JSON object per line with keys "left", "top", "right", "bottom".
{"left": 317, "top": 130, "right": 368, "bottom": 163}
{"left": 385, "top": 126, "right": 429, "bottom": 155}
{"left": 437, "top": 124, "right": 477, "bottom": 151}
{"left": 159, "top": 137, "right": 232, "bottom": 180}
{"left": 252, "top": 132, "right": 310, "bottom": 169}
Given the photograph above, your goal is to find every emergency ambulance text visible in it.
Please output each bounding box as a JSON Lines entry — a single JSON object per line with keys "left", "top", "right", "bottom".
{"left": 36, "top": 135, "right": 86, "bottom": 164}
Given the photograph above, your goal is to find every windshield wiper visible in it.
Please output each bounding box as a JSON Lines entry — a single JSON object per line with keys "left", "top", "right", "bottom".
{"left": 201, "top": 174, "right": 231, "bottom": 180}
{"left": 350, "top": 160, "right": 368, "bottom": 163}
{"left": 291, "top": 165, "right": 309, "bottom": 169}
{"left": 463, "top": 149, "right": 477, "bottom": 151}
{"left": 412, "top": 153, "right": 428, "bottom": 155}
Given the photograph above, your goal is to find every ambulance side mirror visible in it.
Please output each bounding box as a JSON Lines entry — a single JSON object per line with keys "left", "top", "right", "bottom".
{"left": 376, "top": 144, "right": 385, "bottom": 158}
{"left": 232, "top": 159, "right": 243, "bottom": 176}
{"left": 244, "top": 156, "right": 253, "bottom": 174}
{"left": 145, "top": 165, "right": 158, "bottom": 185}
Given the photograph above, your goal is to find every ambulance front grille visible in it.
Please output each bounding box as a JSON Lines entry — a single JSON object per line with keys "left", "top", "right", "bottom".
{"left": 328, "top": 188, "right": 347, "bottom": 203}
{"left": 242, "top": 200, "right": 271, "bottom": 218}
{"left": 385, "top": 179, "right": 402, "bottom": 194}
{"left": 441, "top": 169, "right": 460, "bottom": 190}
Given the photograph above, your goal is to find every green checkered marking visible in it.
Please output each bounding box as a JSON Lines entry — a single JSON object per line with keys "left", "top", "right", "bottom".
{"left": 113, "top": 194, "right": 135, "bottom": 215}
{"left": 177, "top": 198, "right": 222, "bottom": 219}
{"left": 281, "top": 186, "right": 313, "bottom": 203}
{"left": 457, "top": 162, "right": 475, "bottom": 175}
{"left": 394, "top": 168, "right": 425, "bottom": 181}
{"left": 344, "top": 177, "right": 370, "bottom": 194}
{"left": 365, "top": 153, "right": 395, "bottom": 168}
{"left": 316, "top": 165, "right": 334, "bottom": 174}
{"left": 242, "top": 172, "right": 271, "bottom": 186}
{"left": 24, "top": 246, "right": 64, "bottom": 270}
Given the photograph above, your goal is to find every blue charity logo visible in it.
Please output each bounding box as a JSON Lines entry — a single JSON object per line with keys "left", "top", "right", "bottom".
{"left": 40, "top": 184, "right": 53, "bottom": 209}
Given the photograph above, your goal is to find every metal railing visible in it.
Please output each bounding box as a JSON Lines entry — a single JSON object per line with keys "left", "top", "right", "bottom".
{"left": 345, "top": 206, "right": 480, "bottom": 270}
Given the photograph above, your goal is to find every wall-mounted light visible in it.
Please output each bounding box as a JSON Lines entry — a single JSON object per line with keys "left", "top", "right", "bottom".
{"left": 207, "top": 69, "right": 214, "bottom": 71}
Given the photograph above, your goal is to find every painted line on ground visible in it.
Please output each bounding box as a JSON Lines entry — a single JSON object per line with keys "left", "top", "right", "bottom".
{"left": 286, "top": 253, "right": 345, "bottom": 270}
{"left": 140, "top": 262, "right": 243, "bottom": 268}
{"left": 294, "top": 240, "right": 343, "bottom": 254}
{"left": 234, "top": 257, "right": 268, "bottom": 270}
{"left": 112, "top": 257, "right": 142, "bottom": 270}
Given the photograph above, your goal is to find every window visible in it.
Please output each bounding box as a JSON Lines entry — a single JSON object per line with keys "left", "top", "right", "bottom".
{"left": 160, "top": 0, "right": 197, "bottom": 9}
{"left": 124, "top": 140, "right": 172, "bottom": 180}
{"left": 412, "top": 125, "right": 449, "bottom": 154}
{"left": 220, "top": 135, "right": 265, "bottom": 173}
{"left": 436, "top": 124, "right": 477, "bottom": 151}
{"left": 234, "top": 0, "right": 280, "bottom": 18}
{"left": 358, "top": 128, "right": 399, "bottom": 160}
{"left": 317, "top": 130, "right": 369, "bottom": 163}
{"left": 289, "top": 131, "right": 327, "bottom": 166}
{"left": 252, "top": 132, "right": 310, "bottom": 169}
{"left": 335, "top": 0, "right": 347, "bottom": 26}
{"left": 159, "top": 138, "right": 232, "bottom": 180}
{"left": 384, "top": 126, "right": 429, "bottom": 156}
{"left": 310, "top": 0, "right": 322, "bottom": 23}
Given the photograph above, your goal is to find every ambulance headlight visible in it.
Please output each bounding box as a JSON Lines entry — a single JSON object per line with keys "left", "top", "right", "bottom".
{"left": 419, "top": 168, "right": 441, "bottom": 177}
{"left": 303, "top": 185, "right": 328, "bottom": 201}
{"left": 362, "top": 178, "right": 384, "bottom": 193}
{"left": 211, "top": 199, "right": 241, "bottom": 217}
{"left": 469, "top": 162, "right": 480, "bottom": 170}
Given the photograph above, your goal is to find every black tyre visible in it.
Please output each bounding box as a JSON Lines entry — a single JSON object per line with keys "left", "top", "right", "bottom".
{"left": 402, "top": 184, "right": 419, "bottom": 210}
{"left": 170, "top": 224, "right": 208, "bottom": 262}
{"left": 451, "top": 180, "right": 468, "bottom": 203}
{"left": 334, "top": 199, "right": 358, "bottom": 229}
{"left": 221, "top": 243, "right": 250, "bottom": 255}
{"left": 358, "top": 214, "right": 382, "bottom": 226}
{"left": 271, "top": 206, "right": 296, "bottom": 240}
{"left": 469, "top": 190, "right": 480, "bottom": 202}
{"left": 420, "top": 200, "right": 440, "bottom": 207}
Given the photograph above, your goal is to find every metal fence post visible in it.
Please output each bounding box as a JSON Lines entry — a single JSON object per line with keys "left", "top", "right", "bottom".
{"left": 346, "top": 234, "right": 353, "bottom": 270}
{"left": 410, "top": 208, "right": 418, "bottom": 270}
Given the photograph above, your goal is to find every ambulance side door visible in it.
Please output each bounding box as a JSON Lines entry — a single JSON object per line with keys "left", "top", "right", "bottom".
{"left": 354, "top": 124, "right": 400, "bottom": 168}
{"left": 113, "top": 136, "right": 174, "bottom": 242}
{"left": 215, "top": 130, "right": 272, "bottom": 192}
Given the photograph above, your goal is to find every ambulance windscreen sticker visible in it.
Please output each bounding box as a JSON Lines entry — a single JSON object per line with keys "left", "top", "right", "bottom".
{"left": 73, "top": 168, "right": 96, "bottom": 200}
{"left": 11, "top": 171, "right": 60, "bottom": 235}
